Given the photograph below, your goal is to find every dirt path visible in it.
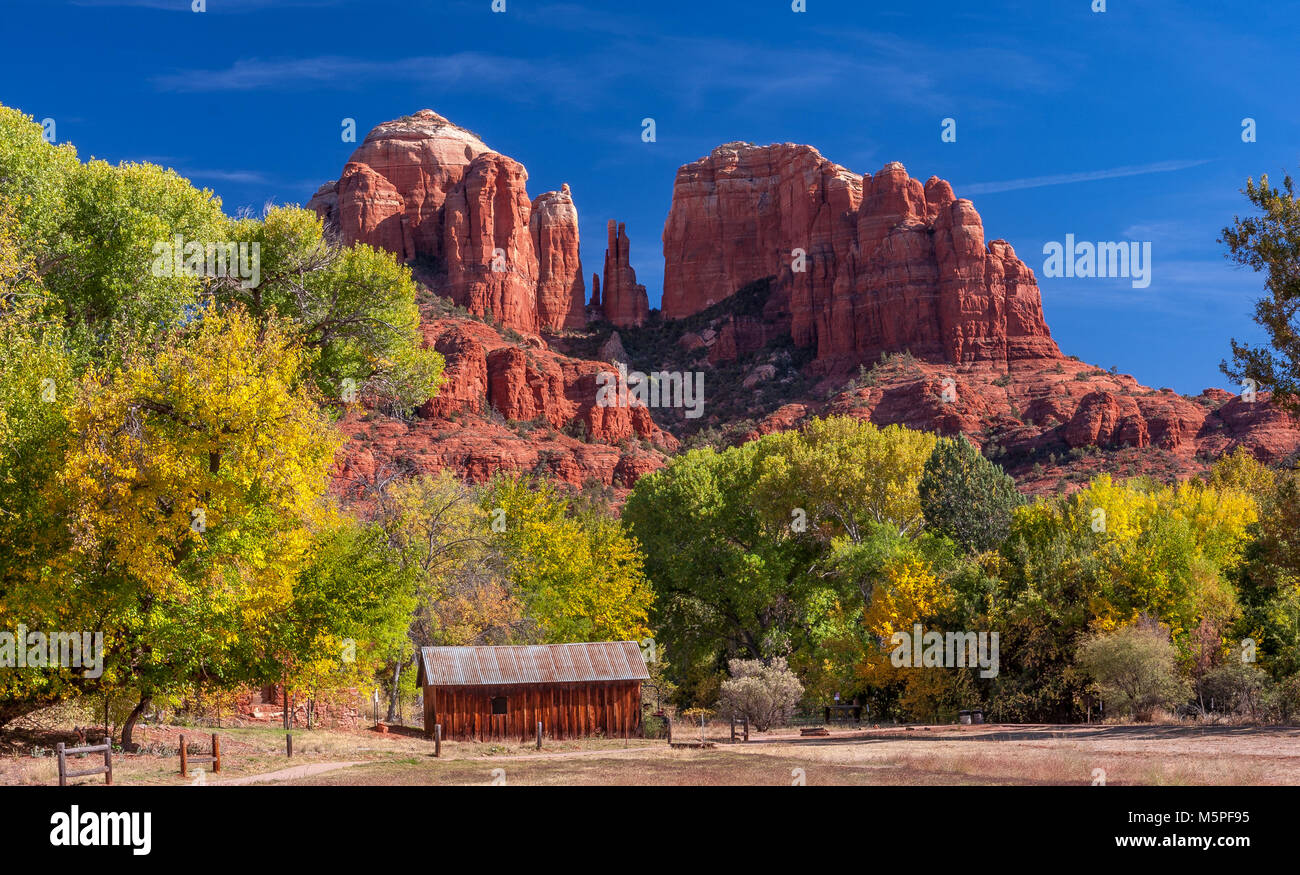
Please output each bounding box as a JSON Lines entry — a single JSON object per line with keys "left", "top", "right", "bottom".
{"left": 484, "top": 746, "right": 659, "bottom": 761}
{"left": 210, "top": 761, "right": 365, "bottom": 785}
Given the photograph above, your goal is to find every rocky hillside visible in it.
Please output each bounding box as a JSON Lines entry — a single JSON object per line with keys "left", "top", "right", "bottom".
{"left": 315, "top": 111, "right": 1300, "bottom": 496}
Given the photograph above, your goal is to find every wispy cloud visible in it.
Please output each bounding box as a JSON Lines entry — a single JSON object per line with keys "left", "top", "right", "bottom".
{"left": 962, "top": 160, "right": 1212, "bottom": 195}
{"left": 181, "top": 168, "right": 273, "bottom": 184}
{"left": 151, "top": 53, "right": 591, "bottom": 103}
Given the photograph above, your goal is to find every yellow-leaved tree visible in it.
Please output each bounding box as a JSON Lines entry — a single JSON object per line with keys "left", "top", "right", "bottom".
{"left": 485, "top": 475, "right": 653, "bottom": 644}
{"left": 48, "top": 304, "right": 343, "bottom": 747}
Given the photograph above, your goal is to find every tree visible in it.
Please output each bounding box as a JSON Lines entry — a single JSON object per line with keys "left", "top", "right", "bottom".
{"left": 624, "top": 441, "right": 819, "bottom": 675}
{"left": 626, "top": 417, "right": 943, "bottom": 707}
{"left": 1077, "top": 623, "right": 1189, "bottom": 722}
{"left": 0, "top": 104, "right": 79, "bottom": 254}
{"left": 217, "top": 207, "right": 443, "bottom": 409}
{"left": 49, "top": 159, "right": 225, "bottom": 348}
{"left": 372, "top": 470, "right": 515, "bottom": 722}
{"left": 919, "top": 434, "right": 1023, "bottom": 553}
{"left": 753, "top": 417, "right": 938, "bottom": 541}
{"left": 484, "top": 475, "right": 653, "bottom": 644}
{"left": 1220, "top": 171, "right": 1300, "bottom": 414}
{"left": 40, "top": 305, "right": 343, "bottom": 746}
{"left": 716, "top": 657, "right": 804, "bottom": 731}
{"left": 991, "top": 474, "right": 1256, "bottom": 722}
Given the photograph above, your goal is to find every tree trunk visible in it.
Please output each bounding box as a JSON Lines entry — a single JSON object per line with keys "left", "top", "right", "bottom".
{"left": 385, "top": 660, "right": 401, "bottom": 723}
{"left": 120, "top": 694, "right": 152, "bottom": 752}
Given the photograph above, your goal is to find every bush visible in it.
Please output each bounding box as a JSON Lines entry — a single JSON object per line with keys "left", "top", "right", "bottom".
{"left": 1266, "top": 674, "right": 1300, "bottom": 723}
{"left": 716, "top": 658, "right": 804, "bottom": 731}
{"left": 1200, "top": 661, "right": 1269, "bottom": 719}
{"left": 1077, "top": 624, "right": 1189, "bottom": 722}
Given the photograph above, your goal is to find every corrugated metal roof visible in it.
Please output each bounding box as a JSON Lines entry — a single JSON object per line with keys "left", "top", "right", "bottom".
{"left": 417, "top": 641, "right": 650, "bottom": 687}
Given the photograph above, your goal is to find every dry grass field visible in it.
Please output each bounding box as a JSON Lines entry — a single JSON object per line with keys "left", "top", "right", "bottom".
{"left": 5, "top": 721, "right": 1300, "bottom": 786}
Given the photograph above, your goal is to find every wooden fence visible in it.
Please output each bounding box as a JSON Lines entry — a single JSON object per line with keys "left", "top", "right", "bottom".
{"left": 179, "top": 733, "right": 221, "bottom": 776}
{"left": 56, "top": 739, "right": 112, "bottom": 786}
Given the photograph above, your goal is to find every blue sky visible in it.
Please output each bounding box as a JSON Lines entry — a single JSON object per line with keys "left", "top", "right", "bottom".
{"left": 3, "top": 0, "right": 1296, "bottom": 394}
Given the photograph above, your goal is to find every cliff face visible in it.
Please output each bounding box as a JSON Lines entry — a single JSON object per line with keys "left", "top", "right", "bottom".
{"left": 661, "top": 143, "right": 1059, "bottom": 373}
{"left": 333, "top": 315, "right": 676, "bottom": 498}
{"left": 310, "top": 110, "right": 585, "bottom": 333}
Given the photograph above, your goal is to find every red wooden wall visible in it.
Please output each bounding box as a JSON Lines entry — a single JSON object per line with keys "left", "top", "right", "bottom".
{"left": 423, "top": 681, "right": 642, "bottom": 741}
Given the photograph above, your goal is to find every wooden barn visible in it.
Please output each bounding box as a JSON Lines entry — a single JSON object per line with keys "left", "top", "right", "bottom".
{"left": 416, "top": 641, "right": 649, "bottom": 742}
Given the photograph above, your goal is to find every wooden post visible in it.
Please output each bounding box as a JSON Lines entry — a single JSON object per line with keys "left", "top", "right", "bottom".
{"left": 212, "top": 733, "right": 221, "bottom": 773}
{"left": 743, "top": 718, "right": 749, "bottom": 742}
{"left": 536, "top": 721, "right": 542, "bottom": 750}
{"left": 434, "top": 724, "right": 442, "bottom": 758}
{"left": 103, "top": 737, "right": 113, "bottom": 786}
{"left": 286, "top": 733, "right": 292, "bottom": 758}
{"left": 179, "top": 734, "right": 188, "bottom": 776}
{"left": 56, "top": 743, "right": 67, "bottom": 787}
{"left": 665, "top": 713, "right": 672, "bottom": 744}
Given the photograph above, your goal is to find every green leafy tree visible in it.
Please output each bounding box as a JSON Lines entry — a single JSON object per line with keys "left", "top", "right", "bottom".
{"left": 919, "top": 434, "right": 1023, "bottom": 553}
{"left": 1220, "top": 171, "right": 1300, "bottom": 414}
{"left": 218, "top": 207, "right": 442, "bottom": 409}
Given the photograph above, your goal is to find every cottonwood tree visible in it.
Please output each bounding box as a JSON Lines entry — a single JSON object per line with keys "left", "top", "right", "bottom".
{"left": 46, "top": 306, "right": 342, "bottom": 748}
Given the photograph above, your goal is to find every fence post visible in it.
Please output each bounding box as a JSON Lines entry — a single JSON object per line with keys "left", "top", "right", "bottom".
{"left": 286, "top": 733, "right": 292, "bottom": 758}
{"left": 212, "top": 733, "right": 221, "bottom": 773}
{"left": 434, "top": 724, "right": 442, "bottom": 758}
{"left": 56, "top": 743, "right": 67, "bottom": 787}
{"left": 743, "top": 718, "right": 749, "bottom": 742}
{"left": 103, "top": 737, "right": 113, "bottom": 786}
{"left": 536, "top": 721, "right": 543, "bottom": 750}
{"left": 665, "top": 713, "right": 672, "bottom": 744}
{"left": 179, "top": 734, "right": 188, "bottom": 776}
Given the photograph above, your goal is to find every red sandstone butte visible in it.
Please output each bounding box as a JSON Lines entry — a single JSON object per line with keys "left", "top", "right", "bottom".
{"left": 661, "top": 143, "right": 1059, "bottom": 372}
{"left": 313, "top": 119, "right": 1300, "bottom": 497}
{"left": 310, "top": 110, "right": 586, "bottom": 333}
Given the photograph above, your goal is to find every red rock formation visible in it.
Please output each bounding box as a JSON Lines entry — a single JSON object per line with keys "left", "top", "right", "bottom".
{"left": 661, "top": 143, "right": 1060, "bottom": 371}
{"left": 598, "top": 221, "right": 649, "bottom": 327}
{"left": 334, "top": 317, "right": 676, "bottom": 499}
{"left": 315, "top": 121, "right": 1300, "bottom": 500}
{"left": 748, "top": 355, "right": 1300, "bottom": 492}
{"left": 442, "top": 151, "right": 539, "bottom": 331}
{"left": 312, "top": 110, "right": 586, "bottom": 334}
{"left": 530, "top": 184, "right": 587, "bottom": 330}
{"left": 310, "top": 110, "right": 491, "bottom": 259}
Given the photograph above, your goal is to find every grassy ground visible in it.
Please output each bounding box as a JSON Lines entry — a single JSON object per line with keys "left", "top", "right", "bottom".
{"left": 5, "top": 721, "right": 1300, "bottom": 786}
